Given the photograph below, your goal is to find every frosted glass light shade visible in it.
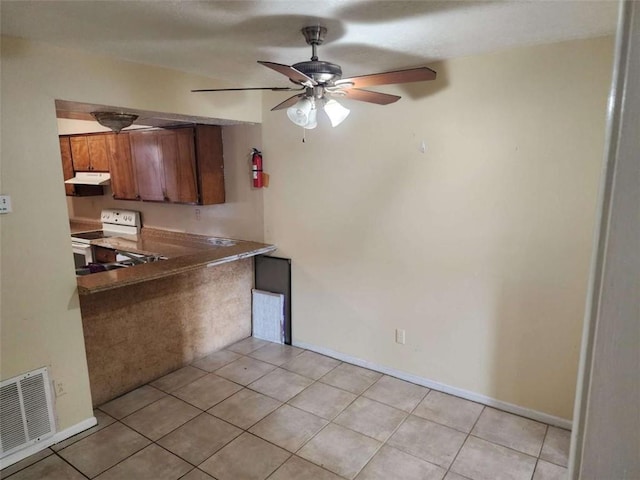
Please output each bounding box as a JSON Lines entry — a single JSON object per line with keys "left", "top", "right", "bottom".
{"left": 287, "top": 98, "right": 314, "bottom": 127}
{"left": 323, "top": 99, "right": 350, "bottom": 127}
{"left": 304, "top": 107, "right": 318, "bottom": 129}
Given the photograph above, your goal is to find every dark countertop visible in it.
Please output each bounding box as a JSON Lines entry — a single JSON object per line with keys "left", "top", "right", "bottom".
{"left": 76, "top": 227, "right": 276, "bottom": 295}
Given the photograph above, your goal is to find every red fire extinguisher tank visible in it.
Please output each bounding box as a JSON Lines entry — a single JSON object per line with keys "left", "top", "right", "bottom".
{"left": 252, "top": 148, "right": 263, "bottom": 188}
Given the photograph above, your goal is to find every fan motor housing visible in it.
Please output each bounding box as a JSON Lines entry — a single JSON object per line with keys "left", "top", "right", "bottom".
{"left": 292, "top": 60, "right": 342, "bottom": 84}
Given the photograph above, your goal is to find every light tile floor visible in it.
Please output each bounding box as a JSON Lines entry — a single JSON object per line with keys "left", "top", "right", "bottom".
{"left": 1, "top": 337, "right": 570, "bottom": 480}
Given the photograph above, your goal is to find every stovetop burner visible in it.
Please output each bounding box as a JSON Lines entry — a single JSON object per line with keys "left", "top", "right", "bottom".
{"left": 71, "top": 230, "right": 108, "bottom": 242}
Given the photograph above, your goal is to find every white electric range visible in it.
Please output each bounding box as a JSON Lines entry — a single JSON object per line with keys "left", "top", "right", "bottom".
{"left": 71, "top": 209, "right": 141, "bottom": 267}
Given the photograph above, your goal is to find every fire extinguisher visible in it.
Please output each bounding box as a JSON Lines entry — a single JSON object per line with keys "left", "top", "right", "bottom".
{"left": 252, "top": 148, "right": 263, "bottom": 188}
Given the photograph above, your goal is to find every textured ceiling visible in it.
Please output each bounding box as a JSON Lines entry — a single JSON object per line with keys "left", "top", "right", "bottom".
{"left": 1, "top": 0, "right": 618, "bottom": 89}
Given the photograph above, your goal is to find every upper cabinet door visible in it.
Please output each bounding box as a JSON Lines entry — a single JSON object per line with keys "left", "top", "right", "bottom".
{"left": 86, "top": 135, "right": 110, "bottom": 171}
{"left": 107, "top": 133, "right": 139, "bottom": 200}
{"left": 195, "top": 125, "right": 225, "bottom": 205}
{"left": 160, "top": 129, "right": 198, "bottom": 204}
{"left": 69, "top": 134, "right": 110, "bottom": 171}
{"left": 130, "top": 131, "right": 165, "bottom": 202}
{"left": 69, "top": 136, "right": 91, "bottom": 171}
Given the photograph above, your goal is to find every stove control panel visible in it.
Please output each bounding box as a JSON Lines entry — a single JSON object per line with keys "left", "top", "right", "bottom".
{"left": 101, "top": 209, "right": 141, "bottom": 228}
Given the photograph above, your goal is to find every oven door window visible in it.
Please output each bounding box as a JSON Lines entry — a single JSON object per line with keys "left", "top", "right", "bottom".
{"left": 72, "top": 242, "right": 94, "bottom": 268}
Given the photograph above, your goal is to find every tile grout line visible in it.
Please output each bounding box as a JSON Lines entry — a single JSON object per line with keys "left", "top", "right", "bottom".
{"left": 279, "top": 351, "right": 344, "bottom": 380}
{"left": 118, "top": 388, "right": 247, "bottom": 465}
{"left": 332, "top": 375, "right": 435, "bottom": 479}
{"left": 97, "top": 393, "right": 216, "bottom": 476}
{"left": 225, "top": 356, "right": 350, "bottom": 467}
{"left": 464, "top": 433, "right": 547, "bottom": 461}
{"left": 354, "top": 380, "right": 434, "bottom": 476}
{"left": 60, "top": 419, "right": 150, "bottom": 479}
{"left": 271, "top": 363, "right": 384, "bottom": 478}
{"left": 51, "top": 450, "right": 91, "bottom": 479}
{"left": 350, "top": 386, "right": 471, "bottom": 476}
{"left": 287, "top": 371, "right": 360, "bottom": 456}
{"left": 183, "top": 345, "right": 320, "bottom": 476}
{"left": 262, "top": 454, "right": 350, "bottom": 480}
{"left": 444, "top": 404, "right": 486, "bottom": 478}
{"left": 0, "top": 450, "right": 54, "bottom": 478}
{"left": 530, "top": 424, "right": 551, "bottom": 480}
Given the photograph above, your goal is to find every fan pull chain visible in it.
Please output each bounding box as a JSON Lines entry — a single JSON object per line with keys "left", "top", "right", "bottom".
{"left": 302, "top": 127, "right": 306, "bottom": 143}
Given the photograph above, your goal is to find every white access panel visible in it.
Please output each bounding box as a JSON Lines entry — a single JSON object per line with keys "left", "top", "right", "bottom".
{"left": 252, "top": 289, "right": 284, "bottom": 344}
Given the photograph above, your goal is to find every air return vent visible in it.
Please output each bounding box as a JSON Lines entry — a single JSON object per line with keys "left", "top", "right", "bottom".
{"left": 0, "top": 367, "right": 56, "bottom": 458}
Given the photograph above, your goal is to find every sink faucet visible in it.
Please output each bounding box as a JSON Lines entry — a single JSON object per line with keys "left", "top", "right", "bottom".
{"left": 115, "top": 250, "right": 167, "bottom": 264}
{"left": 115, "top": 250, "right": 148, "bottom": 265}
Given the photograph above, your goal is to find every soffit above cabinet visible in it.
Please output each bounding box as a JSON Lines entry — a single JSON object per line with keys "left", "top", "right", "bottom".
{"left": 55, "top": 100, "right": 255, "bottom": 131}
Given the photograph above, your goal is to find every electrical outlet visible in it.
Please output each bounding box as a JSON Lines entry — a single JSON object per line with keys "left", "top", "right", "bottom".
{"left": 54, "top": 381, "right": 66, "bottom": 397}
{"left": 195, "top": 208, "right": 201, "bottom": 220}
{"left": 395, "top": 328, "right": 406, "bottom": 345}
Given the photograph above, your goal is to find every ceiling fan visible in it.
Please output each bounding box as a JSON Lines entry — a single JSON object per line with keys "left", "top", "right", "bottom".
{"left": 192, "top": 26, "right": 437, "bottom": 129}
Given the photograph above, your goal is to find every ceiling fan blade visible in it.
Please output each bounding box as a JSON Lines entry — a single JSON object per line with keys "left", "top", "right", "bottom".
{"left": 192, "top": 86, "right": 303, "bottom": 92}
{"left": 341, "top": 88, "right": 401, "bottom": 105}
{"left": 271, "top": 94, "right": 305, "bottom": 111}
{"left": 338, "top": 67, "right": 436, "bottom": 89}
{"left": 258, "top": 61, "right": 317, "bottom": 86}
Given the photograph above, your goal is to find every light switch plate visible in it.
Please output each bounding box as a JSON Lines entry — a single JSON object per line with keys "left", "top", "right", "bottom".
{"left": 0, "top": 195, "right": 12, "bottom": 214}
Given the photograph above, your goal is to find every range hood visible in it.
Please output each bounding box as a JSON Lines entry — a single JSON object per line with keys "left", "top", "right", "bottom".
{"left": 65, "top": 172, "right": 111, "bottom": 185}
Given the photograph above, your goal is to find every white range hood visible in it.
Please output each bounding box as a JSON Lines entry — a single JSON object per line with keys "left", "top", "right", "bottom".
{"left": 65, "top": 172, "right": 111, "bottom": 185}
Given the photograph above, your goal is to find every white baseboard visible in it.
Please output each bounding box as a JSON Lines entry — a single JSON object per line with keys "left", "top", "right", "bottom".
{"left": 0, "top": 416, "right": 97, "bottom": 470}
{"left": 293, "top": 340, "right": 572, "bottom": 430}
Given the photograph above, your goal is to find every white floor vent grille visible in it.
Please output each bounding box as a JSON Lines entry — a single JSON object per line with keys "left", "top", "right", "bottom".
{"left": 0, "top": 367, "right": 56, "bottom": 458}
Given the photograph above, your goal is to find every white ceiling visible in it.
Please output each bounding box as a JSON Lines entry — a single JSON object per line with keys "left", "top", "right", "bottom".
{"left": 1, "top": 0, "right": 618, "bottom": 89}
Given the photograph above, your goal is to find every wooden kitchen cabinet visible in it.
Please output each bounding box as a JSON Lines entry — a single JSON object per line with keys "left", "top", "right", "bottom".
{"left": 130, "top": 130, "right": 171, "bottom": 202}
{"left": 161, "top": 128, "right": 198, "bottom": 203}
{"left": 195, "top": 125, "right": 225, "bottom": 204}
{"left": 60, "top": 136, "right": 76, "bottom": 196}
{"left": 59, "top": 136, "right": 104, "bottom": 197}
{"left": 107, "top": 133, "right": 139, "bottom": 200}
{"left": 129, "top": 126, "right": 224, "bottom": 205}
{"left": 61, "top": 125, "right": 224, "bottom": 204}
{"left": 69, "top": 134, "right": 111, "bottom": 171}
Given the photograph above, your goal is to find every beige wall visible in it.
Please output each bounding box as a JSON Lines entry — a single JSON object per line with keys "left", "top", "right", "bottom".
{"left": 0, "top": 31, "right": 613, "bottom": 435}
{"left": 0, "top": 36, "right": 261, "bottom": 431}
{"left": 62, "top": 120, "right": 265, "bottom": 242}
{"left": 262, "top": 36, "right": 613, "bottom": 420}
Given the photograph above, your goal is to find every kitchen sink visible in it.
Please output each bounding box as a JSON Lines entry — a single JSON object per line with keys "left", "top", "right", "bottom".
{"left": 76, "top": 254, "right": 167, "bottom": 276}
{"left": 116, "top": 251, "right": 168, "bottom": 264}
{"left": 208, "top": 238, "right": 237, "bottom": 247}
{"left": 75, "top": 263, "right": 130, "bottom": 276}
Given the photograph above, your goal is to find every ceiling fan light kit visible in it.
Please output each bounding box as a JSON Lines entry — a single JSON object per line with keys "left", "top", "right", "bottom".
{"left": 192, "top": 25, "right": 436, "bottom": 130}
{"left": 287, "top": 96, "right": 349, "bottom": 129}
{"left": 287, "top": 97, "right": 315, "bottom": 128}
{"left": 323, "top": 99, "right": 351, "bottom": 127}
